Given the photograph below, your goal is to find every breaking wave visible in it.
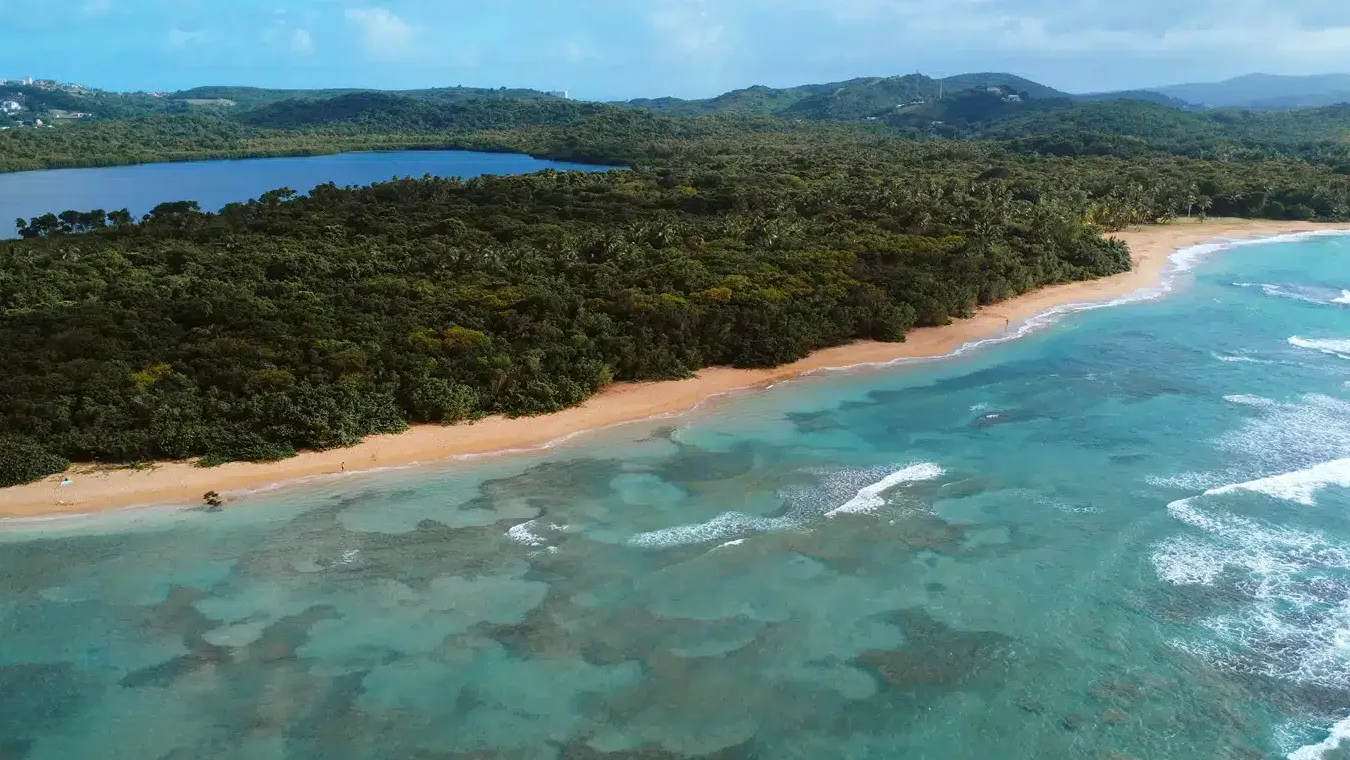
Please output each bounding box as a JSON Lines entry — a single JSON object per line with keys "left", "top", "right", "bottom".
{"left": 1204, "top": 458, "right": 1350, "bottom": 507}
{"left": 1290, "top": 337, "right": 1350, "bottom": 360}
{"left": 826, "top": 463, "right": 945, "bottom": 516}
{"left": 1213, "top": 352, "right": 1278, "bottom": 364}
{"left": 1154, "top": 385, "right": 1350, "bottom": 749}
{"left": 1154, "top": 491, "right": 1350, "bottom": 693}
{"left": 1234, "top": 281, "right": 1334, "bottom": 305}
{"left": 628, "top": 512, "right": 799, "bottom": 548}
{"left": 628, "top": 462, "right": 945, "bottom": 547}
{"left": 1216, "top": 393, "right": 1350, "bottom": 473}
{"left": 1289, "top": 714, "right": 1350, "bottom": 759}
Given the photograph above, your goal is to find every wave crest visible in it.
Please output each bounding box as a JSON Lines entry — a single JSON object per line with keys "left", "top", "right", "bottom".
{"left": 827, "top": 463, "right": 945, "bottom": 517}
{"left": 1290, "top": 337, "right": 1350, "bottom": 360}
{"left": 1290, "top": 715, "right": 1350, "bottom": 759}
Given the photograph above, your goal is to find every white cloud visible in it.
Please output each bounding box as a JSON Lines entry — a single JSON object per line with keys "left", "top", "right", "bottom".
{"left": 167, "top": 28, "right": 207, "bottom": 49}
{"left": 291, "top": 28, "right": 315, "bottom": 55}
{"left": 791, "top": 0, "right": 1350, "bottom": 65}
{"left": 562, "top": 41, "right": 600, "bottom": 63}
{"left": 651, "top": 0, "right": 727, "bottom": 57}
{"left": 345, "top": 7, "right": 415, "bottom": 61}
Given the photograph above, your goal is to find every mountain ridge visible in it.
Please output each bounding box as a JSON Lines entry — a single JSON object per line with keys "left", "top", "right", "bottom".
{"left": 1148, "top": 73, "right": 1350, "bottom": 110}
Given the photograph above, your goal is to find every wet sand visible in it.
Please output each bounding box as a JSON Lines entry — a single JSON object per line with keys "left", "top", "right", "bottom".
{"left": 3, "top": 219, "right": 1347, "bottom": 519}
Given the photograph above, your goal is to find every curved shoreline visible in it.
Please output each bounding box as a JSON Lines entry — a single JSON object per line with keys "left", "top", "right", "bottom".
{"left": 3, "top": 219, "right": 1348, "bottom": 520}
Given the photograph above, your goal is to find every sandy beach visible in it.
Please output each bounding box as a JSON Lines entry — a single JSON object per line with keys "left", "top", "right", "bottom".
{"left": 3, "top": 218, "right": 1347, "bottom": 519}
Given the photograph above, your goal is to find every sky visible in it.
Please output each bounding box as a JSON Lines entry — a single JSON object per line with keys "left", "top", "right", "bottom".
{"left": 1, "top": 0, "right": 1348, "bottom": 99}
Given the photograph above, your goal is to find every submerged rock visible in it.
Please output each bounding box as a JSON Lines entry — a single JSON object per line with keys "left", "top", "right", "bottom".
{"left": 1100, "top": 708, "right": 1131, "bottom": 725}
{"left": 1016, "top": 698, "right": 1046, "bottom": 714}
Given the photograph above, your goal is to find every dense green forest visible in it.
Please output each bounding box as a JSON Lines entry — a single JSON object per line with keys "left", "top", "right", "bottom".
{"left": 3, "top": 73, "right": 1350, "bottom": 485}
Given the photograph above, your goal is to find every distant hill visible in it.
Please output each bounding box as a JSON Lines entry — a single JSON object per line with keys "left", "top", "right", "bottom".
{"left": 1149, "top": 73, "right": 1350, "bottom": 110}
{"left": 624, "top": 71, "right": 1350, "bottom": 119}
{"left": 627, "top": 82, "right": 833, "bottom": 117}
{"left": 626, "top": 73, "right": 1071, "bottom": 120}
{"left": 1071, "top": 90, "right": 1200, "bottom": 110}
{"left": 172, "top": 85, "right": 564, "bottom": 111}
{"left": 238, "top": 92, "right": 612, "bottom": 131}
{"left": 938, "top": 73, "right": 1067, "bottom": 100}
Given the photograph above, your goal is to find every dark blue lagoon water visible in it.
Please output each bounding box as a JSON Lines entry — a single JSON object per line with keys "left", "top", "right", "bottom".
{"left": 3, "top": 232, "right": 1350, "bottom": 759}
{"left": 0, "top": 150, "right": 610, "bottom": 236}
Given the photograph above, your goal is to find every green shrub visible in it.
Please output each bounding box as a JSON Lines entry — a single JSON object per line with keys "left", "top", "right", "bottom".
{"left": 0, "top": 437, "right": 71, "bottom": 487}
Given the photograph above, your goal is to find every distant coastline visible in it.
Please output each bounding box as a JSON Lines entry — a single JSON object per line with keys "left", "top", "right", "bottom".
{"left": 3, "top": 218, "right": 1347, "bottom": 521}
{"left": 0, "top": 143, "right": 622, "bottom": 177}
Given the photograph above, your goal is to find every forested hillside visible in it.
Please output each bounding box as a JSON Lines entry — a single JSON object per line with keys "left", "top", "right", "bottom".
{"left": 626, "top": 73, "right": 1064, "bottom": 118}
{"left": 172, "top": 84, "right": 564, "bottom": 110}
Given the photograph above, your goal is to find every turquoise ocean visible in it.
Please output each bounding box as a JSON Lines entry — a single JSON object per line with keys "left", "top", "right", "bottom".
{"left": 3, "top": 232, "right": 1350, "bottom": 759}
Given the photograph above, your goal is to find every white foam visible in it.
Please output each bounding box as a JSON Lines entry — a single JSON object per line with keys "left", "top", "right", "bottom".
{"left": 1206, "top": 458, "right": 1350, "bottom": 507}
{"left": 1225, "top": 394, "right": 1279, "bottom": 407}
{"left": 507, "top": 520, "right": 546, "bottom": 547}
{"left": 1290, "top": 337, "right": 1350, "bottom": 360}
{"left": 628, "top": 512, "right": 798, "bottom": 548}
{"left": 1155, "top": 494, "right": 1350, "bottom": 691}
{"left": 1152, "top": 534, "right": 1230, "bottom": 585}
{"left": 716, "top": 539, "right": 746, "bottom": 550}
{"left": 1217, "top": 393, "right": 1350, "bottom": 474}
{"left": 1234, "top": 281, "right": 1330, "bottom": 305}
{"left": 1146, "top": 471, "right": 1235, "bottom": 491}
{"left": 1290, "top": 715, "right": 1350, "bottom": 760}
{"left": 1213, "top": 352, "right": 1277, "bottom": 364}
{"left": 628, "top": 462, "right": 946, "bottom": 548}
{"left": 826, "top": 463, "right": 945, "bottom": 516}
{"left": 1334, "top": 290, "right": 1350, "bottom": 305}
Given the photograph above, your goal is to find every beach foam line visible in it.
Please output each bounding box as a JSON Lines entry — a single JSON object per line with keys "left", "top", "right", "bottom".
{"left": 826, "top": 463, "right": 945, "bottom": 516}
{"left": 1290, "top": 714, "right": 1350, "bottom": 759}
{"left": 1290, "top": 337, "right": 1350, "bottom": 360}
{"left": 869, "top": 229, "right": 1350, "bottom": 368}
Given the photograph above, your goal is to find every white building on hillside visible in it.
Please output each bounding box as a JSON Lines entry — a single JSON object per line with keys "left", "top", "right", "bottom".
{"left": 0, "top": 101, "right": 22, "bottom": 113}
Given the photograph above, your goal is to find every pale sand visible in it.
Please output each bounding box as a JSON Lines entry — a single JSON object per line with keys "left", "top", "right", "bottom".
{"left": 4, "top": 219, "right": 1348, "bottom": 519}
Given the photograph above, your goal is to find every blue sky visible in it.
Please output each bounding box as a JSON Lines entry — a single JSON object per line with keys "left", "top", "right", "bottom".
{"left": 1, "top": 0, "right": 1348, "bottom": 99}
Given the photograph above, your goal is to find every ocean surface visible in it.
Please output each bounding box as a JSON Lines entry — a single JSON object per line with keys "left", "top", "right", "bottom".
{"left": 0, "top": 150, "right": 610, "bottom": 237}
{"left": 3, "top": 232, "right": 1350, "bottom": 759}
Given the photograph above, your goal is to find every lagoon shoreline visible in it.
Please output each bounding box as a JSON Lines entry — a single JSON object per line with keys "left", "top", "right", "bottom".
{"left": 4, "top": 218, "right": 1348, "bottom": 520}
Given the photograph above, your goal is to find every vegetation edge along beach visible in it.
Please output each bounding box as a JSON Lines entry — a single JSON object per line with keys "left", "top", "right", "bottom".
{"left": 4, "top": 219, "right": 1346, "bottom": 519}
{"left": 7, "top": 78, "right": 1350, "bottom": 518}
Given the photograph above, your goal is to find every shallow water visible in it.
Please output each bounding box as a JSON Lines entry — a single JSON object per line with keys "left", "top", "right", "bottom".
{"left": 0, "top": 150, "right": 610, "bottom": 236}
{"left": 3, "top": 233, "right": 1350, "bottom": 759}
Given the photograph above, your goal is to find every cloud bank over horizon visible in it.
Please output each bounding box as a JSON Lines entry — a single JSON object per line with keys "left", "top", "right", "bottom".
{"left": 1, "top": 0, "right": 1347, "bottom": 98}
